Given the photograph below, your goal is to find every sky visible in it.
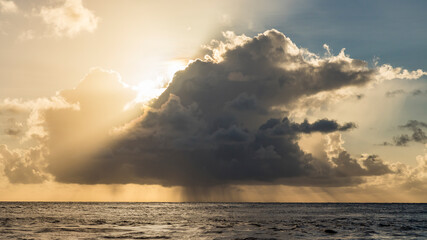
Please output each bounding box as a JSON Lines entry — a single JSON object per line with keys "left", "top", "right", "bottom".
{"left": 0, "top": 0, "right": 426, "bottom": 202}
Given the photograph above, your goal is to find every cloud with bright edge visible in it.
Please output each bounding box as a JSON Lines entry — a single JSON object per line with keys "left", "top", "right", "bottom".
{"left": 0, "top": 29, "right": 426, "bottom": 200}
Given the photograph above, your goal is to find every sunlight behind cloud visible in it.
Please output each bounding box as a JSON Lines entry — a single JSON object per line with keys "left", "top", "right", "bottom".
{"left": 165, "top": 60, "right": 188, "bottom": 82}
{"left": 133, "top": 59, "right": 188, "bottom": 104}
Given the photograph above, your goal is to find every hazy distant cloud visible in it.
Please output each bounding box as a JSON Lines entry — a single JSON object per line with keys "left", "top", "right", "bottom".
{"left": 355, "top": 94, "right": 364, "bottom": 100}
{"left": 366, "top": 148, "right": 427, "bottom": 196}
{"left": 393, "top": 134, "right": 411, "bottom": 146}
{"left": 332, "top": 148, "right": 427, "bottom": 201}
{"left": 401, "top": 120, "right": 427, "bottom": 143}
{"left": 411, "top": 89, "right": 427, "bottom": 96}
{"left": 39, "top": 0, "right": 99, "bottom": 37}
{"left": 42, "top": 69, "right": 141, "bottom": 182}
{"left": 4, "top": 128, "right": 20, "bottom": 136}
{"left": 1, "top": 117, "right": 24, "bottom": 137}
{"left": 0, "top": 0, "right": 97, "bottom": 39}
{"left": 0, "top": 0, "right": 18, "bottom": 13}
{"left": 3, "top": 119, "right": 22, "bottom": 136}
{"left": 384, "top": 89, "right": 427, "bottom": 98}
{"left": 381, "top": 120, "right": 427, "bottom": 146}
{"left": 0, "top": 144, "right": 47, "bottom": 183}
{"left": 0, "top": 97, "right": 73, "bottom": 144}
{"left": 0, "top": 99, "right": 28, "bottom": 114}
{"left": 18, "top": 30, "right": 35, "bottom": 41}
{"left": 385, "top": 89, "right": 405, "bottom": 98}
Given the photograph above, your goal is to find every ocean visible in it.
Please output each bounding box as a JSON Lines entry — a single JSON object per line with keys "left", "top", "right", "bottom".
{"left": 0, "top": 202, "right": 426, "bottom": 239}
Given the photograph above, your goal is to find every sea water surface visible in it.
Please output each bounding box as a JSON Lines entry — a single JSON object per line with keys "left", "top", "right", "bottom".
{"left": 0, "top": 202, "right": 426, "bottom": 239}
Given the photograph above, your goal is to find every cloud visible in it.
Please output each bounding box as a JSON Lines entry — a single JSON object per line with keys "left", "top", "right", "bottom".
{"left": 385, "top": 89, "right": 405, "bottom": 98}
{"left": 376, "top": 63, "right": 426, "bottom": 82}
{"left": 355, "top": 94, "right": 364, "bottom": 100}
{"left": 0, "top": 0, "right": 17, "bottom": 13}
{"left": 0, "top": 68, "right": 139, "bottom": 184}
{"left": 286, "top": 88, "right": 365, "bottom": 119}
{"left": 0, "top": 97, "right": 73, "bottom": 143}
{"left": 392, "top": 134, "right": 411, "bottom": 146}
{"left": 412, "top": 89, "right": 427, "bottom": 96}
{"left": 401, "top": 120, "right": 427, "bottom": 143}
{"left": 384, "top": 89, "right": 427, "bottom": 98}
{"left": 381, "top": 120, "right": 427, "bottom": 146}
{"left": 4, "top": 128, "right": 20, "bottom": 136}
{"left": 3, "top": 118, "right": 23, "bottom": 136}
{"left": 0, "top": 144, "right": 48, "bottom": 183}
{"left": 18, "top": 30, "right": 35, "bottom": 41}
{"left": 39, "top": 0, "right": 99, "bottom": 37}
{"left": 35, "top": 30, "right": 396, "bottom": 189}
{"left": 43, "top": 69, "right": 140, "bottom": 182}
{"left": 0, "top": 100, "right": 27, "bottom": 115}
{"left": 358, "top": 147, "right": 427, "bottom": 198}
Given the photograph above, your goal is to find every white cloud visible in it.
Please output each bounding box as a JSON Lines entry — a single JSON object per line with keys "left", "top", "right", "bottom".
{"left": 0, "top": 0, "right": 18, "bottom": 13}
{"left": 376, "top": 63, "right": 426, "bottom": 82}
{"left": 39, "top": 0, "right": 99, "bottom": 37}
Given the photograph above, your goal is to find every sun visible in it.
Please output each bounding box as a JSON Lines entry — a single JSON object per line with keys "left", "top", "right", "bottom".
{"left": 133, "top": 59, "right": 188, "bottom": 104}
{"left": 164, "top": 59, "right": 188, "bottom": 82}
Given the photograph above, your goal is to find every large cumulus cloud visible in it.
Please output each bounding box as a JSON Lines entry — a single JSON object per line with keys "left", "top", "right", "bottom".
{"left": 37, "top": 30, "right": 396, "bottom": 188}
{"left": 4, "top": 29, "right": 426, "bottom": 195}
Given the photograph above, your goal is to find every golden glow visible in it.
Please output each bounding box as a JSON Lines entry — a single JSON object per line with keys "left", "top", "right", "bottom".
{"left": 0, "top": 182, "right": 424, "bottom": 202}
{"left": 134, "top": 59, "right": 188, "bottom": 103}
{"left": 164, "top": 59, "right": 188, "bottom": 82}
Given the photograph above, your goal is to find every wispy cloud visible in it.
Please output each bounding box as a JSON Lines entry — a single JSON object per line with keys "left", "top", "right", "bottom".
{"left": 411, "top": 89, "right": 427, "bottom": 96}
{"left": 0, "top": 0, "right": 18, "bottom": 13}
{"left": 39, "top": 0, "right": 99, "bottom": 37}
{"left": 385, "top": 89, "right": 406, "bottom": 98}
{"left": 385, "top": 89, "right": 427, "bottom": 98}
{"left": 18, "top": 30, "right": 35, "bottom": 41}
{"left": 381, "top": 120, "right": 427, "bottom": 146}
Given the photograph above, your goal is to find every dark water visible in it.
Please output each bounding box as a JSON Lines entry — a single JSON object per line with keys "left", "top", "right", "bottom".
{"left": 0, "top": 202, "right": 426, "bottom": 239}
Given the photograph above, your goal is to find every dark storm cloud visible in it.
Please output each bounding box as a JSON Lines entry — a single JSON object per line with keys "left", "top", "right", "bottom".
{"left": 294, "top": 119, "right": 356, "bottom": 133}
{"left": 381, "top": 120, "right": 427, "bottom": 146}
{"left": 43, "top": 30, "right": 391, "bottom": 188}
